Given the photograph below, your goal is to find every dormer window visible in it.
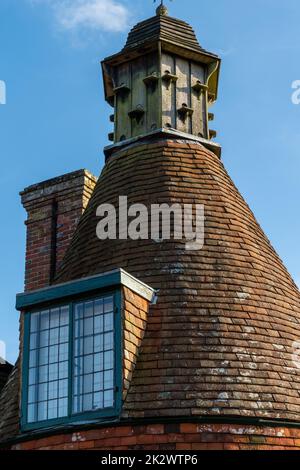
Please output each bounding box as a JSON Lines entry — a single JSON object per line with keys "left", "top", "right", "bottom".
{"left": 17, "top": 269, "right": 155, "bottom": 431}
{"left": 23, "top": 293, "right": 119, "bottom": 430}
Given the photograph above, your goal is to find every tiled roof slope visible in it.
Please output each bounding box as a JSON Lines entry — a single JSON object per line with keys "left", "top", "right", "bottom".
{"left": 55, "top": 140, "right": 300, "bottom": 422}
{"left": 0, "top": 362, "right": 20, "bottom": 442}
{"left": 1, "top": 140, "right": 299, "bottom": 444}
{"left": 123, "top": 14, "right": 204, "bottom": 53}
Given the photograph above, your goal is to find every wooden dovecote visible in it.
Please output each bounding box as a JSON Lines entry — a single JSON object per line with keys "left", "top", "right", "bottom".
{"left": 101, "top": 6, "right": 220, "bottom": 145}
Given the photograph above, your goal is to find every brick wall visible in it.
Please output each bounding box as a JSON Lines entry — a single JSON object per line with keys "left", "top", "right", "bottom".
{"left": 21, "top": 170, "right": 97, "bottom": 292}
{"left": 12, "top": 423, "right": 300, "bottom": 450}
{"left": 7, "top": 170, "right": 98, "bottom": 445}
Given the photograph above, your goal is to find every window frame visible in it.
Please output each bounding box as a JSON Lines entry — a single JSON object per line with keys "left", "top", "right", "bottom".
{"left": 21, "top": 288, "right": 122, "bottom": 432}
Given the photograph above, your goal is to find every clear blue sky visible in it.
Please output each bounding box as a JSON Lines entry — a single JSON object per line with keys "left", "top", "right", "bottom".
{"left": 0, "top": 0, "right": 299, "bottom": 363}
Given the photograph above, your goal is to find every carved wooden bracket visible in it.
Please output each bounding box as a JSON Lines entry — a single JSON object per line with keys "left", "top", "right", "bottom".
{"left": 177, "top": 103, "right": 194, "bottom": 123}
{"left": 128, "top": 105, "right": 145, "bottom": 123}
{"left": 192, "top": 81, "right": 209, "bottom": 100}
{"left": 162, "top": 70, "right": 178, "bottom": 90}
{"left": 113, "top": 83, "right": 131, "bottom": 98}
{"left": 143, "top": 73, "right": 159, "bottom": 91}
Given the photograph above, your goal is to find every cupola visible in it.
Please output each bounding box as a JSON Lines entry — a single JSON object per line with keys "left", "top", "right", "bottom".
{"left": 102, "top": 4, "right": 220, "bottom": 154}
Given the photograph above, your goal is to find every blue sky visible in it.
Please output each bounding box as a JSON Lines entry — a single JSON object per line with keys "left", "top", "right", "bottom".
{"left": 0, "top": 0, "right": 299, "bottom": 363}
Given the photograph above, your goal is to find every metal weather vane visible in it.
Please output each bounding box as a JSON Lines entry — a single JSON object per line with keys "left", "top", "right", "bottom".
{"left": 154, "top": 0, "right": 173, "bottom": 6}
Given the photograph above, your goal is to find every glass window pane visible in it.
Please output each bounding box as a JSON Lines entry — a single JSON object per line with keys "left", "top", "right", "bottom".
{"left": 104, "top": 370, "right": 114, "bottom": 390}
{"left": 74, "top": 338, "right": 84, "bottom": 357}
{"left": 104, "top": 389, "right": 114, "bottom": 408}
{"left": 84, "top": 302, "right": 94, "bottom": 318}
{"left": 75, "top": 303, "right": 84, "bottom": 320}
{"left": 50, "top": 308, "right": 60, "bottom": 329}
{"left": 49, "top": 345, "right": 59, "bottom": 364}
{"left": 94, "top": 353, "right": 103, "bottom": 371}
{"left": 40, "top": 311, "right": 49, "bottom": 331}
{"left": 93, "top": 392, "right": 103, "bottom": 410}
{"left": 59, "top": 343, "right": 68, "bottom": 362}
{"left": 30, "top": 313, "right": 39, "bottom": 333}
{"left": 59, "top": 326, "right": 69, "bottom": 343}
{"left": 30, "top": 333, "right": 38, "bottom": 350}
{"left": 104, "top": 297, "right": 114, "bottom": 313}
{"left": 93, "top": 373, "right": 103, "bottom": 391}
{"left": 48, "top": 400, "right": 58, "bottom": 420}
{"left": 84, "top": 355, "right": 93, "bottom": 375}
{"left": 71, "top": 296, "right": 115, "bottom": 415}
{"left": 29, "top": 350, "right": 37, "bottom": 368}
{"left": 104, "top": 313, "right": 113, "bottom": 332}
{"left": 39, "top": 330, "right": 49, "bottom": 348}
{"left": 83, "top": 374, "right": 93, "bottom": 394}
{"left": 58, "top": 379, "right": 68, "bottom": 399}
{"left": 26, "top": 306, "right": 70, "bottom": 424}
{"left": 49, "top": 363, "right": 58, "bottom": 381}
{"left": 73, "top": 395, "right": 81, "bottom": 414}
{"left": 94, "top": 299, "right": 103, "bottom": 316}
{"left": 73, "top": 357, "right": 83, "bottom": 377}
{"left": 58, "top": 398, "right": 68, "bottom": 418}
{"left": 94, "top": 334, "right": 103, "bottom": 353}
{"left": 83, "top": 394, "right": 93, "bottom": 412}
{"left": 73, "top": 376, "right": 83, "bottom": 397}
{"left": 27, "top": 404, "right": 36, "bottom": 423}
{"left": 49, "top": 328, "right": 59, "bottom": 345}
{"left": 29, "top": 368, "right": 37, "bottom": 385}
{"left": 75, "top": 320, "right": 84, "bottom": 339}
{"left": 94, "top": 315, "right": 103, "bottom": 334}
{"left": 48, "top": 381, "right": 58, "bottom": 400}
{"left": 84, "top": 336, "right": 93, "bottom": 355}
{"left": 84, "top": 317, "right": 93, "bottom": 336}
{"left": 38, "top": 382, "right": 48, "bottom": 402}
{"left": 28, "top": 385, "right": 37, "bottom": 404}
{"left": 59, "top": 361, "right": 68, "bottom": 380}
{"left": 38, "top": 401, "right": 47, "bottom": 421}
{"left": 60, "top": 307, "right": 69, "bottom": 326}
{"left": 39, "top": 347, "right": 49, "bottom": 366}
{"left": 104, "top": 332, "right": 113, "bottom": 351}
{"left": 39, "top": 365, "right": 48, "bottom": 383}
{"left": 104, "top": 350, "right": 114, "bottom": 370}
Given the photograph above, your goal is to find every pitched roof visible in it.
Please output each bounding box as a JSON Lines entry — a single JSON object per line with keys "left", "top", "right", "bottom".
{"left": 123, "top": 14, "right": 204, "bottom": 53}
{"left": 54, "top": 139, "right": 300, "bottom": 422}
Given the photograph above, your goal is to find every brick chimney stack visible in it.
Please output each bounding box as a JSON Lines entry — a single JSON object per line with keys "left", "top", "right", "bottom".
{"left": 21, "top": 170, "right": 97, "bottom": 292}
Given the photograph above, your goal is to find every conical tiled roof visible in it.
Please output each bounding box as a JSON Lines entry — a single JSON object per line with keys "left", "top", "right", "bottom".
{"left": 55, "top": 140, "right": 300, "bottom": 422}
{"left": 123, "top": 13, "right": 204, "bottom": 53}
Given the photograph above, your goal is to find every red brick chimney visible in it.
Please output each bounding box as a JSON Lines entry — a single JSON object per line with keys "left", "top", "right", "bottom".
{"left": 21, "top": 170, "right": 97, "bottom": 292}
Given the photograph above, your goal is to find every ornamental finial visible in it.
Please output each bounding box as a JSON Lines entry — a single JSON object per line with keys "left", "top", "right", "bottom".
{"left": 155, "top": 1, "right": 169, "bottom": 16}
